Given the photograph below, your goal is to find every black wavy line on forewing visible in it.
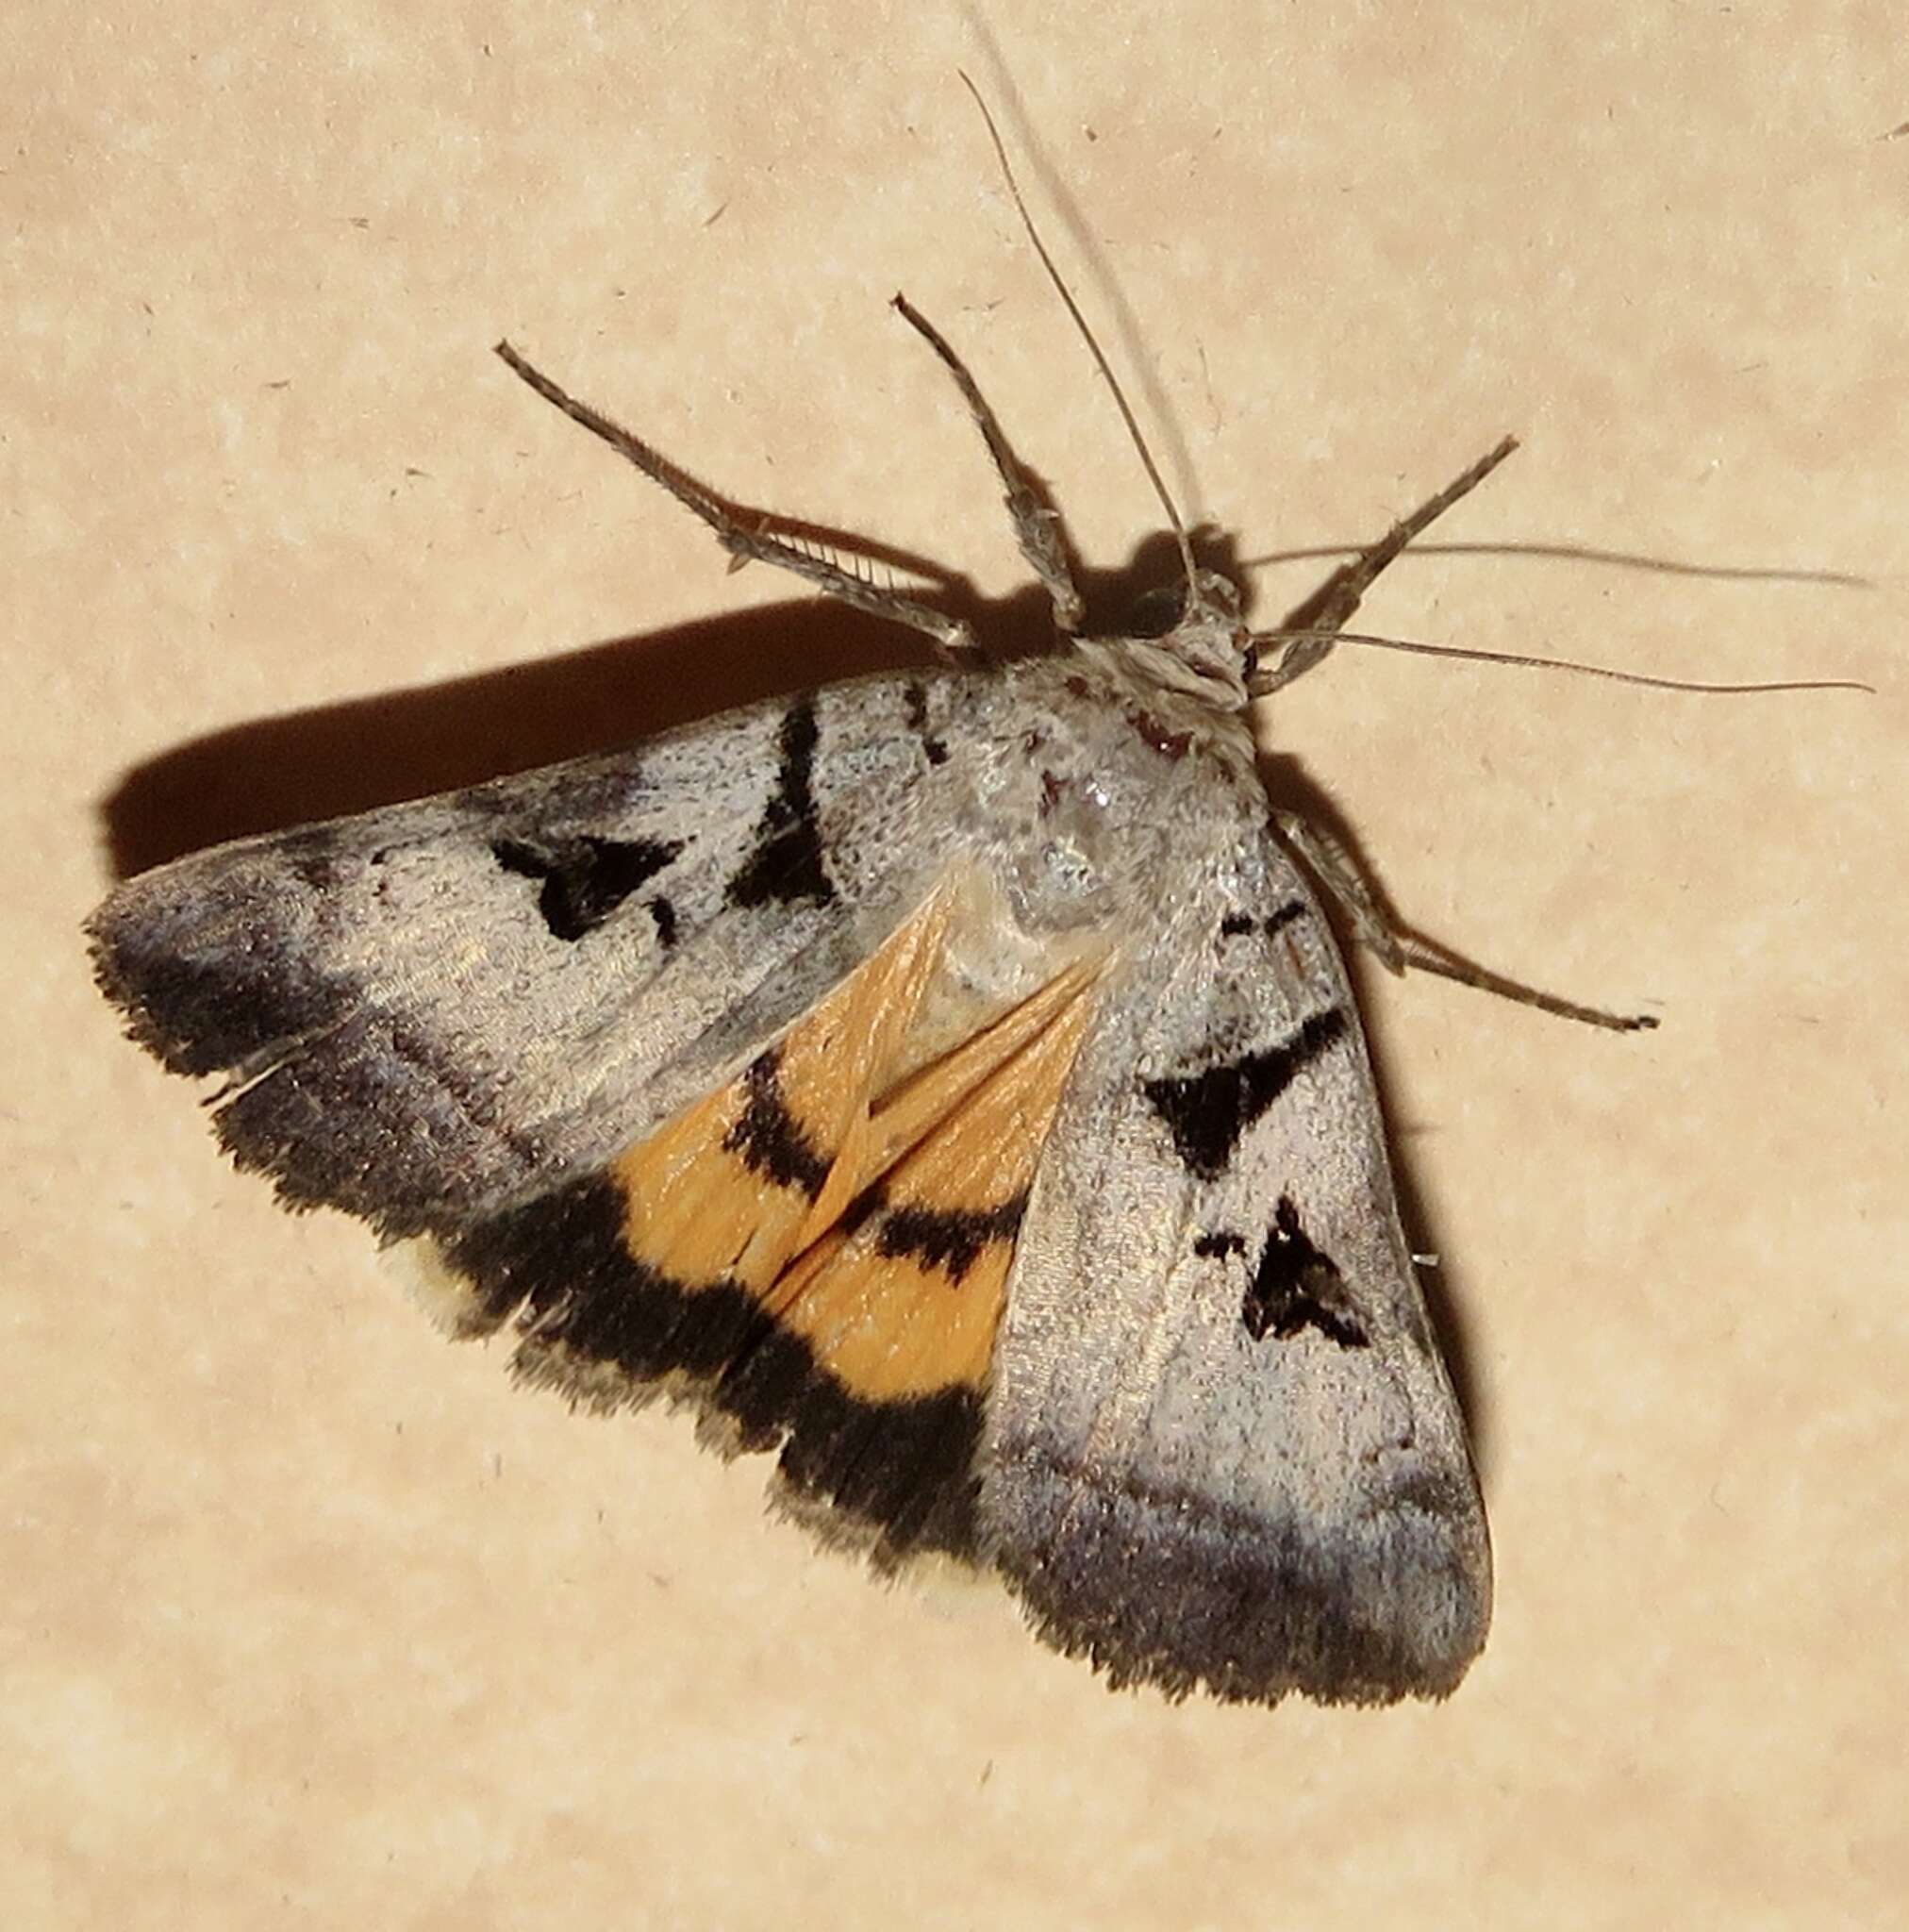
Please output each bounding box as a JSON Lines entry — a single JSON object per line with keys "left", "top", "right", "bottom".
{"left": 724, "top": 697, "right": 837, "bottom": 909}
{"left": 440, "top": 1175, "right": 983, "bottom": 1560}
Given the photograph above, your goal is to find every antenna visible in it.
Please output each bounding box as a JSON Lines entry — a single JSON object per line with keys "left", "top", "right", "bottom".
{"left": 959, "top": 73, "right": 1203, "bottom": 604}
{"left": 1251, "top": 627, "right": 1875, "bottom": 697}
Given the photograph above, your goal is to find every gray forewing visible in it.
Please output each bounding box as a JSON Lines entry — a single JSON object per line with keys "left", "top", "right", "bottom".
{"left": 978, "top": 774, "right": 1490, "bottom": 1705}
{"left": 91, "top": 675, "right": 983, "bottom": 1236}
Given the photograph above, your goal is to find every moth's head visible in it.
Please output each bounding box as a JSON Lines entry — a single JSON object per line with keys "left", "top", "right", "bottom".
{"left": 1123, "top": 567, "right": 1257, "bottom": 710}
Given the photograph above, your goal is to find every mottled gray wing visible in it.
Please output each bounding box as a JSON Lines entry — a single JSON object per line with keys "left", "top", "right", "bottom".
{"left": 90, "top": 674, "right": 975, "bottom": 1240}
{"left": 979, "top": 816, "right": 1490, "bottom": 1706}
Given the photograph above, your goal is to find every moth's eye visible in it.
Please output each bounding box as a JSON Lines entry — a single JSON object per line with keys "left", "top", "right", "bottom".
{"left": 1122, "top": 585, "right": 1187, "bottom": 638}
{"left": 1240, "top": 641, "right": 1261, "bottom": 683}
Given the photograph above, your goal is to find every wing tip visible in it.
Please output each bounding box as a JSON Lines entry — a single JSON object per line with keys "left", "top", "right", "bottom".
{"left": 984, "top": 1441, "right": 1492, "bottom": 1708}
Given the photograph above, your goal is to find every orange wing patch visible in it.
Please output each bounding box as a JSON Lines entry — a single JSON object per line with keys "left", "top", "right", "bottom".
{"left": 765, "top": 971, "right": 1098, "bottom": 1400}
{"left": 606, "top": 890, "right": 1104, "bottom": 1403}
{"left": 606, "top": 883, "right": 954, "bottom": 1295}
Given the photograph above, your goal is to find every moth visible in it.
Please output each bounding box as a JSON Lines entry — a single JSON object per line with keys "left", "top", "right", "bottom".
{"left": 89, "top": 137, "right": 1658, "bottom": 1707}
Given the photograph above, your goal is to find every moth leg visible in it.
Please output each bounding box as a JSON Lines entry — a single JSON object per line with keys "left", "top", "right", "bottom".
{"left": 494, "top": 340, "right": 980, "bottom": 660}
{"left": 890, "top": 292, "right": 1087, "bottom": 635}
{"left": 1253, "top": 438, "right": 1520, "bottom": 695}
{"left": 1272, "top": 809, "right": 1658, "bottom": 1033}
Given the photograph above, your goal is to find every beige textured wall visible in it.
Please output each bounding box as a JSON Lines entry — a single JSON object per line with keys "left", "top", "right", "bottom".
{"left": 13, "top": 4, "right": 1904, "bottom": 1926}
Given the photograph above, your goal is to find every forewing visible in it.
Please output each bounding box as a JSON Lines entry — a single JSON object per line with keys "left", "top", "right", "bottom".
{"left": 90, "top": 675, "right": 976, "bottom": 1239}
{"left": 979, "top": 822, "right": 1491, "bottom": 1706}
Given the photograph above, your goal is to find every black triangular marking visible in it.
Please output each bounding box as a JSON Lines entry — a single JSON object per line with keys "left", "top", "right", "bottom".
{"left": 492, "top": 833, "right": 683, "bottom": 941}
{"left": 1142, "top": 1007, "right": 1348, "bottom": 1178}
{"left": 1197, "top": 1199, "right": 1369, "bottom": 1349}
